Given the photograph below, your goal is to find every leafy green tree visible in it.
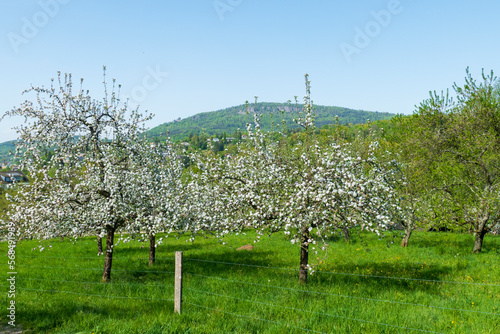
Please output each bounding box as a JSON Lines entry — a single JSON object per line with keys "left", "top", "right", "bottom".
{"left": 408, "top": 68, "right": 500, "bottom": 253}
{"left": 382, "top": 114, "right": 429, "bottom": 247}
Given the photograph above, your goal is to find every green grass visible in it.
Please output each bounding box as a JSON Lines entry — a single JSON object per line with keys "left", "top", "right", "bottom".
{"left": 1, "top": 230, "right": 499, "bottom": 333}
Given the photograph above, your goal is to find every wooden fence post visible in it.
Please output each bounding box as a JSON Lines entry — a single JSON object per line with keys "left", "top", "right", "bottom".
{"left": 174, "top": 251, "right": 183, "bottom": 314}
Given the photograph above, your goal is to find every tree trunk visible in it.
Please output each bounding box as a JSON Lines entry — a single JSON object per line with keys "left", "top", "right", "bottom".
{"left": 97, "top": 236, "right": 103, "bottom": 255}
{"left": 299, "top": 225, "right": 309, "bottom": 284}
{"left": 473, "top": 229, "right": 487, "bottom": 254}
{"left": 342, "top": 227, "right": 350, "bottom": 243}
{"left": 401, "top": 227, "right": 412, "bottom": 247}
{"left": 473, "top": 214, "right": 490, "bottom": 254}
{"left": 401, "top": 213, "right": 415, "bottom": 247}
{"left": 149, "top": 233, "right": 156, "bottom": 266}
{"left": 102, "top": 227, "right": 115, "bottom": 282}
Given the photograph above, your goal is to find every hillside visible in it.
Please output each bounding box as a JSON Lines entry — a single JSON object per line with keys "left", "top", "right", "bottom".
{"left": 146, "top": 102, "right": 395, "bottom": 141}
{"left": 0, "top": 103, "right": 396, "bottom": 163}
{"left": 0, "top": 140, "right": 16, "bottom": 165}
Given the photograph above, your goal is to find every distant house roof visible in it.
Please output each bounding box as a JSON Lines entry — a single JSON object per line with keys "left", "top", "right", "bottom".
{"left": 0, "top": 171, "right": 29, "bottom": 186}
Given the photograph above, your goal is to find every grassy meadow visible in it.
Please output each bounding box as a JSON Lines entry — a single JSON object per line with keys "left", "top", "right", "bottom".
{"left": 1, "top": 230, "right": 499, "bottom": 333}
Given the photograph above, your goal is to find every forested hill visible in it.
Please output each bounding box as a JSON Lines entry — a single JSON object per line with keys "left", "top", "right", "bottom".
{"left": 0, "top": 103, "right": 395, "bottom": 162}
{"left": 146, "top": 102, "right": 395, "bottom": 141}
{"left": 0, "top": 140, "right": 16, "bottom": 165}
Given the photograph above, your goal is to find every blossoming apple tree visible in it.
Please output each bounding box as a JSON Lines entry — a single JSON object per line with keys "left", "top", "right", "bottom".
{"left": 3, "top": 69, "right": 183, "bottom": 281}
{"left": 123, "top": 137, "right": 185, "bottom": 265}
{"left": 190, "top": 75, "right": 401, "bottom": 283}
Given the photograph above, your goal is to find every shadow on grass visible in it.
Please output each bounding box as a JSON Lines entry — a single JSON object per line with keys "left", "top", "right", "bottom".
{"left": 115, "top": 239, "right": 208, "bottom": 258}
{"left": 158, "top": 246, "right": 454, "bottom": 296}
{"left": 19, "top": 299, "right": 173, "bottom": 333}
{"left": 108, "top": 235, "right": 462, "bottom": 297}
{"left": 107, "top": 239, "right": 276, "bottom": 284}
{"left": 405, "top": 232, "right": 500, "bottom": 255}
{"left": 322, "top": 230, "right": 404, "bottom": 247}
{"left": 409, "top": 232, "right": 473, "bottom": 249}
{"left": 312, "top": 261, "right": 452, "bottom": 295}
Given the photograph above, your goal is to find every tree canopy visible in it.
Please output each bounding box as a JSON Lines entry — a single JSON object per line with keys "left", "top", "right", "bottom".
{"left": 401, "top": 68, "right": 500, "bottom": 252}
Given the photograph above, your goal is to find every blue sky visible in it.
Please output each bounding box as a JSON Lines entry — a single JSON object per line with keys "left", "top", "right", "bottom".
{"left": 1, "top": 0, "right": 499, "bottom": 142}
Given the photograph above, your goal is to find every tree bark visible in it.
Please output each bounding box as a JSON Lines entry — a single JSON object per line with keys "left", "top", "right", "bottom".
{"left": 401, "top": 226, "right": 412, "bottom": 247}
{"left": 149, "top": 233, "right": 156, "bottom": 266}
{"left": 401, "top": 213, "right": 415, "bottom": 247}
{"left": 97, "top": 236, "right": 103, "bottom": 255}
{"left": 473, "top": 229, "right": 487, "bottom": 254}
{"left": 299, "top": 225, "right": 309, "bottom": 284}
{"left": 342, "top": 227, "right": 350, "bottom": 243}
{"left": 102, "top": 226, "right": 115, "bottom": 282}
{"left": 473, "top": 214, "right": 490, "bottom": 254}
